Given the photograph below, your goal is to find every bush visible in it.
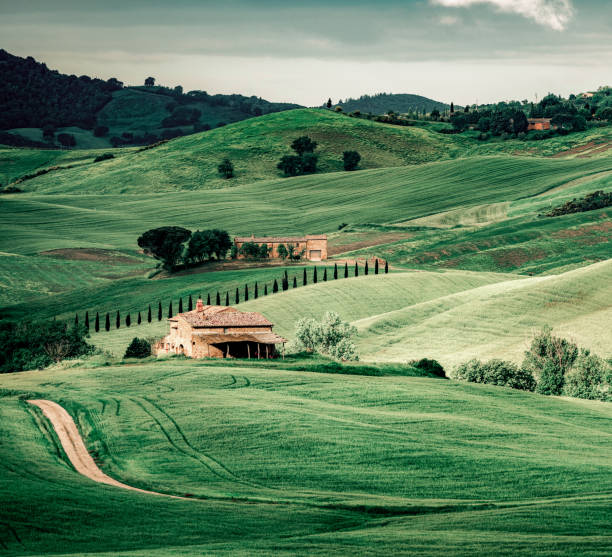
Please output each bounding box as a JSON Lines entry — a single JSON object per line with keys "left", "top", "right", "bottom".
{"left": 343, "top": 150, "right": 361, "bottom": 171}
{"left": 124, "top": 338, "right": 151, "bottom": 359}
{"left": 409, "top": 358, "right": 446, "bottom": 378}
{"left": 563, "top": 352, "right": 611, "bottom": 401}
{"left": 542, "top": 190, "right": 612, "bottom": 217}
{"left": 452, "top": 359, "right": 535, "bottom": 391}
{"left": 93, "top": 152, "right": 114, "bottom": 163}
{"left": 294, "top": 311, "right": 358, "bottom": 361}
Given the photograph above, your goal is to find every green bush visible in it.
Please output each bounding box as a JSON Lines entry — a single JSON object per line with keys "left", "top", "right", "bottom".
{"left": 124, "top": 338, "right": 151, "bottom": 359}
{"left": 563, "top": 352, "right": 611, "bottom": 401}
{"left": 410, "top": 358, "right": 446, "bottom": 378}
{"left": 452, "top": 359, "right": 535, "bottom": 391}
{"left": 294, "top": 311, "right": 358, "bottom": 361}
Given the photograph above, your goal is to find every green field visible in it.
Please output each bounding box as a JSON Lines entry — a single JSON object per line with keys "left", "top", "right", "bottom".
{"left": 1, "top": 107, "right": 611, "bottom": 555}
{"left": 1, "top": 360, "right": 611, "bottom": 556}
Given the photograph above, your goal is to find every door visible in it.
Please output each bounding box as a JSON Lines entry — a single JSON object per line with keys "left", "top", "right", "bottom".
{"left": 309, "top": 250, "right": 322, "bottom": 261}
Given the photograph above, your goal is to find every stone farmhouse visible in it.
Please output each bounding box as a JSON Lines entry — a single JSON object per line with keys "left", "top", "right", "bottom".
{"left": 234, "top": 234, "right": 327, "bottom": 261}
{"left": 154, "top": 299, "right": 286, "bottom": 359}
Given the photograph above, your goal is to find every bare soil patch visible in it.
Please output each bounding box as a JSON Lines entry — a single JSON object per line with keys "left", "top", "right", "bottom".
{"left": 328, "top": 232, "right": 412, "bottom": 256}
{"left": 40, "top": 248, "right": 142, "bottom": 265}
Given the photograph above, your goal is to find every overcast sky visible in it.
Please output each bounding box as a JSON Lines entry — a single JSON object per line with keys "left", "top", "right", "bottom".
{"left": 1, "top": 0, "right": 610, "bottom": 106}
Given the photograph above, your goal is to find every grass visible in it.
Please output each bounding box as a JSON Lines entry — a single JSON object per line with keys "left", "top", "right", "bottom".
{"left": 0, "top": 359, "right": 611, "bottom": 555}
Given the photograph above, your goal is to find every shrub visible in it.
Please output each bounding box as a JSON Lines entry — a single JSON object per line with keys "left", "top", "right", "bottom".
{"left": 343, "top": 150, "right": 361, "bottom": 171}
{"left": 218, "top": 158, "right": 234, "bottom": 179}
{"left": 410, "top": 358, "right": 446, "bottom": 378}
{"left": 94, "top": 152, "right": 114, "bottom": 163}
{"left": 124, "top": 338, "right": 151, "bottom": 359}
{"left": 563, "top": 352, "right": 611, "bottom": 401}
{"left": 452, "top": 359, "right": 535, "bottom": 391}
{"left": 294, "top": 311, "right": 358, "bottom": 361}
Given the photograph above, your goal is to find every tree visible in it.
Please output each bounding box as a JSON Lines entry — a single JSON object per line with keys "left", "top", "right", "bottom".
{"left": 147, "top": 305, "right": 152, "bottom": 323}
{"left": 158, "top": 302, "right": 162, "bottom": 321}
{"left": 105, "top": 313, "right": 110, "bottom": 331}
{"left": 291, "top": 136, "right": 317, "bottom": 156}
{"left": 145, "top": 76, "right": 155, "bottom": 87}
{"left": 343, "top": 151, "right": 361, "bottom": 171}
{"left": 354, "top": 262, "right": 359, "bottom": 277}
{"left": 300, "top": 153, "right": 318, "bottom": 174}
{"left": 277, "top": 244, "right": 289, "bottom": 260}
{"left": 303, "top": 268, "right": 308, "bottom": 286}
{"left": 207, "top": 293, "right": 211, "bottom": 305}
{"left": 178, "top": 298, "right": 183, "bottom": 313}
{"left": 277, "top": 155, "right": 302, "bottom": 176}
{"left": 450, "top": 112, "right": 468, "bottom": 131}
{"left": 57, "top": 133, "right": 76, "bottom": 147}
{"left": 116, "top": 311, "right": 121, "bottom": 329}
{"left": 563, "top": 352, "right": 611, "bottom": 401}
{"left": 375, "top": 259, "right": 379, "bottom": 274}
{"left": 254, "top": 283, "right": 259, "bottom": 299}
{"left": 95, "top": 312, "right": 100, "bottom": 333}
{"left": 218, "top": 158, "right": 234, "bottom": 179}
{"left": 282, "top": 275, "right": 289, "bottom": 291}
{"left": 452, "top": 359, "right": 535, "bottom": 391}
{"left": 168, "top": 301, "right": 173, "bottom": 318}
{"left": 264, "top": 284, "right": 268, "bottom": 296}
{"left": 235, "top": 288, "right": 240, "bottom": 304}
{"left": 126, "top": 313, "right": 131, "bottom": 327}
{"left": 74, "top": 313, "right": 79, "bottom": 328}
{"left": 137, "top": 311, "right": 142, "bottom": 325}
{"left": 313, "top": 267, "right": 318, "bottom": 283}
{"left": 365, "top": 261, "right": 369, "bottom": 275}
{"left": 188, "top": 295, "right": 193, "bottom": 311}
{"left": 225, "top": 292, "right": 230, "bottom": 306}
{"left": 334, "top": 263, "right": 338, "bottom": 279}
{"left": 430, "top": 108, "right": 440, "bottom": 121}
{"left": 450, "top": 102, "right": 454, "bottom": 114}
{"left": 124, "top": 338, "right": 151, "bottom": 359}
{"left": 384, "top": 260, "right": 389, "bottom": 274}
{"left": 137, "top": 226, "right": 192, "bottom": 270}
{"left": 273, "top": 279, "right": 279, "bottom": 293}
{"left": 217, "top": 291, "right": 221, "bottom": 305}
{"left": 323, "top": 268, "right": 327, "bottom": 281}
{"left": 293, "top": 276, "right": 297, "bottom": 288}
{"left": 294, "top": 311, "right": 358, "bottom": 361}
{"left": 186, "top": 229, "right": 231, "bottom": 263}
{"left": 244, "top": 284, "right": 249, "bottom": 301}
{"left": 326, "top": 98, "right": 332, "bottom": 109}
{"left": 344, "top": 262, "right": 349, "bottom": 278}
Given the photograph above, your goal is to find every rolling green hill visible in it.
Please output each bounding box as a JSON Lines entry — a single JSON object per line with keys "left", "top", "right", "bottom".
{"left": 332, "top": 92, "right": 450, "bottom": 114}
{"left": 1, "top": 359, "right": 611, "bottom": 555}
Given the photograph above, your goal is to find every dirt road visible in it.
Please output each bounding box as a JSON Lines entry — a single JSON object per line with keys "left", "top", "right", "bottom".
{"left": 28, "top": 399, "right": 178, "bottom": 498}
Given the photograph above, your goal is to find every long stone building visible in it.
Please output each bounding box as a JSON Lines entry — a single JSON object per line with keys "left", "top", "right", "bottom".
{"left": 234, "top": 234, "right": 327, "bottom": 261}
{"left": 154, "top": 299, "right": 286, "bottom": 359}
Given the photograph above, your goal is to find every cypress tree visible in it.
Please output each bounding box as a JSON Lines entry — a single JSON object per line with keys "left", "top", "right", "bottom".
{"left": 105, "top": 313, "right": 110, "bottom": 331}
{"left": 137, "top": 311, "right": 142, "bottom": 325}
{"left": 334, "top": 263, "right": 338, "bottom": 279}
{"left": 293, "top": 276, "right": 297, "bottom": 288}
{"left": 282, "top": 276, "right": 288, "bottom": 291}
{"left": 273, "top": 279, "right": 279, "bottom": 293}
{"left": 178, "top": 297, "right": 183, "bottom": 314}
{"left": 354, "top": 262, "right": 359, "bottom": 277}
{"left": 225, "top": 292, "right": 230, "bottom": 306}
{"left": 207, "top": 293, "right": 211, "bottom": 305}
{"left": 126, "top": 313, "right": 131, "bottom": 327}
{"left": 264, "top": 284, "right": 268, "bottom": 296}
{"left": 95, "top": 312, "right": 100, "bottom": 333}
{"left": 375, "top": 259, "right": 379, "bottom": 275}
{"left": 323, "top": 268, "right": 327, "bottom": 281}
{"left": 313, "top": 267, "right": 318, "bottom": 283}
{"left": 188, "top": 295, "right": 193, "bottom": 311}
{"left": 84, "top": 311, "right": 90, "bottom": 331}
{"left": 158, "top": 301, "right": 162, "bottom": 321}
{"left": 254, "top": 283, "right": 259, "bottom": 299}
{"left": 365, "top": 261, "right": 369, "bottom": 275}
{"left": 168, "top": 301, "right": 173, "bottom": 318}
{"left": 116, "top": 311, "right": 121, "bottom": 329}
{"left": 216, "top": 291, "right": 221, "bottom": 305}
{"left": 284, "top": 270, "right": 288, "bottom": 282}
{"left": 244, "top": 284, "right": 249, "bottom": 301}
{"left": 385, "top": 260, "right": 389, "bottom": 274}
{"left": 148, "top": 305, "right": 152, "bottom": 323}
{"left": 235, "top": 288, "right": 240, "bottom": 304}
{"left": 75, "top": 313, "right": 79, "bottom": 327}
{"left": 303, "top": 268, "right": 307, "bottom": 286}
{"left": 344, "top": 262, "right": 349, "bottom": 278}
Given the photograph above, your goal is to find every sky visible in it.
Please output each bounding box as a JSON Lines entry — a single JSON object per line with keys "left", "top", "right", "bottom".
{"left": 1, "top": 0, "right": 611, "bottom": 106}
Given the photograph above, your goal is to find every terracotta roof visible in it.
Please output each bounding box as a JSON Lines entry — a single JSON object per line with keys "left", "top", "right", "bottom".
{"left": 171, "top": 305, "right": 273, "bottom": 327}
{"left": 234, "top": 234, "right": 327, "bottom": 243}
{"left": 527, "top": 118, "right": 552, "bottom": 122}
{"left": 193, "top": 331, "right": 287, "bottom": 344}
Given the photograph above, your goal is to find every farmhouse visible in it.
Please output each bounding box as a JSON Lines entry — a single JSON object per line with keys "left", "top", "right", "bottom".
{"left": 234, "top": 234, "right": 328, "bottom": 261}
{"left": 154, "top": 299, "right": 286, "bottom": 359}
{"left": 527, "top": 118, "right": 554, "bottom": 131}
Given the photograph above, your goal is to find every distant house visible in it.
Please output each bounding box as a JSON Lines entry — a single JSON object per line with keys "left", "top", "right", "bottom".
{"left": 581, "top": 92, "right": 595, "bottom": 99}
{"left": 527, "top": 118, "right": 554, "bottom": 131}
{"left": 154, "top": 299, "right": 286, "bottom": 359}
{"left": 234, "top": 234, "right": 328, "bottom": 261}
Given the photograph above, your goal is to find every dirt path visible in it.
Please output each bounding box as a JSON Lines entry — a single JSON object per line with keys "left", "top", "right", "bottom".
{"left": 28, "top": 399, "right": 180, "bottom": 499}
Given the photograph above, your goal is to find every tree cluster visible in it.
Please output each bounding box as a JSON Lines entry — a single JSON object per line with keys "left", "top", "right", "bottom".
{"left": 293, "top": 311, "right": 359, "bottom": 361}
{"left": 543, "top": 190, "right": 612, "bottom": 217}
{"left": 277, "top": 136, "right": 319, "bottom": 176}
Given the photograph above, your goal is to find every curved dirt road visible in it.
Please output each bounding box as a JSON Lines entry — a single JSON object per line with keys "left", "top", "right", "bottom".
{"left": 28, "top": 399, "right": 179, "bottom": 498}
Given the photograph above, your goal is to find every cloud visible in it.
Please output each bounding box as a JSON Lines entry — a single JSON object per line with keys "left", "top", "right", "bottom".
{"left": 439, "top": 15, "right": 461, "bottom": 25}
{"left": 431, "top": 0, "right": 574, "bottom": 31}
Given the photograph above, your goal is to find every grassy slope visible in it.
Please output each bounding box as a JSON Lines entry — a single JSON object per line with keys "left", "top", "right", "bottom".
{"left": 1, "top": 361, "right": 611, "bottom": 555}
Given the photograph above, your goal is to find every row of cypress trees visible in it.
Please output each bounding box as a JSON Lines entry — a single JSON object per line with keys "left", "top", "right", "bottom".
{"left": 76, "top": 260, "right": 389, "bottom": 332}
